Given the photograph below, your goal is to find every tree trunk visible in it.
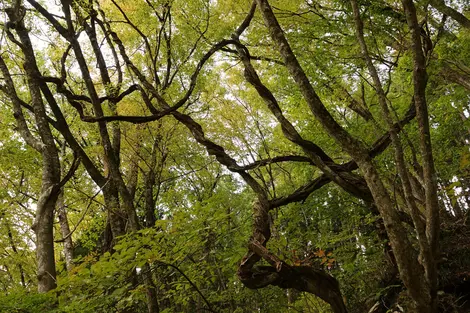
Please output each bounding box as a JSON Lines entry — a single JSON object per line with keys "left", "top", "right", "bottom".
{"left": 4, "top": 5, "right": 62, "bottom": 293}
{"left": 402, "top": 1, "right": 440, "bottom": 310}
{"left": 103, "top": 182, "right": 126, "bottom": 246}
{"left": 7, "top": 223, "right": 26, "bottom": 287}
{"left": 143, "top": 264, "right": 160, "bottom": 313}
{"left": 34, "top": 194, "right": 59, "bottom": 292}
{"left": 254, "top": 0, "right": 437, "bottom": 311}
{"left": 57, "top": 192, "right": 74, "bottom": 272}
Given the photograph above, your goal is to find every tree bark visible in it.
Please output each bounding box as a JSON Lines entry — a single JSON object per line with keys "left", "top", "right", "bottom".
{"left": 34, "top": 195, "right": 59, "bottom": 292}
{"left": 57, "top": 192, "right": 74, "bottom": 272}
{"left": 243, "top": 239, "right": 348, "bottom": 313}
{"left": 402, "top": 1, "right": 441, "bottom": 310}
{"left": 103, "top": 182, "right": 126, "bottom": 246}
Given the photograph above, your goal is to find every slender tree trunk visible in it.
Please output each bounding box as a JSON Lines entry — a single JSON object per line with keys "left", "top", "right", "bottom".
{"left": 4, "top": 5, "right": 62, "bottom": 293}
{"left": 142, "top": 138, "right": 163, "bottom": 313}
{"left": 34, "top": 198, "right": 58, "bottom": 292}
{"left": 103, "top": 182, "right": 126, "bottom": 245}
{"left": 57, "top": 192, "right": 74, "bottom": 271}
{"left": 143, "top": 264, "right": 160, "bottom": 313}
{"left": 402, "top": 1, "right": 440, "bottom": 310}
{"left": 351, "top": 1, "right": 438, "bottom": 310}
{"left": 6, "top": 223, "right": 26, "bottom": 287}
{"left": 28, "top": 179, "right": 61, "bottom": 292}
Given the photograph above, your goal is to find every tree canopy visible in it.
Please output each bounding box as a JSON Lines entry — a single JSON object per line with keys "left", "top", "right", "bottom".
{"left": 0, "top": 0, "right": 470, "bottom": 312}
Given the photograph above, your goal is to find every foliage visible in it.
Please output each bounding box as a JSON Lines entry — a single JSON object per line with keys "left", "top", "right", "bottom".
{"left": 0, "top": 0, "right": 470, "bottom": 312}
{"left": 0, "top": 292, "right": 58, "bottom": 313}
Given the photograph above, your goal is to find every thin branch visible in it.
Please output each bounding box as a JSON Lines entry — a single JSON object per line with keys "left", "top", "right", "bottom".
{"left": 55, "top": 179, "right": 110, "bottom": 243}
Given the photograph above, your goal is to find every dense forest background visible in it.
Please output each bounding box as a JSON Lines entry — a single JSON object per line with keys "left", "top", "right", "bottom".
{"left": 0, "top": 0, "right": 469, "bottom": 312}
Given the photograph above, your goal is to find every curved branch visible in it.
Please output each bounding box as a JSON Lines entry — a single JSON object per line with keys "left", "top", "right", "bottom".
{"left": 271, "top": 101, "right": 416, "bottom": 208}
{"left": 55, "top": 179, "right": 109, "bottom": 243}
{"left": 240, "top": 155, "right": 313, "bottom": 171}
{"left": 233, "top": 40, "right": 371, "bottom": 200}
{"left": 429, "top": 0, "right": 470, "bottom": 29}
{"left": 156, "top": 261, "right": 216, "bottom": 313}
{"left": 0, "top": 56, "right": 44, "bottom": 152}
{"left": 246, "top": 240, "right": 348, "bottom": 313}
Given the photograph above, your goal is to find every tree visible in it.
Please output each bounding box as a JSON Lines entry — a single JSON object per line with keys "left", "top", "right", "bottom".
{"left": 1, "top": 5, "right": 62, "bottom": 291}
{"left": 1, "top": 0, "right": 470, "bottom": 312}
